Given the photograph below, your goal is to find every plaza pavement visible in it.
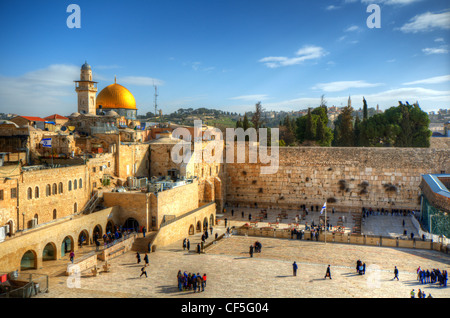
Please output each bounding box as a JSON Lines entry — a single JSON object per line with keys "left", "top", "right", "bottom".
{"left": 35, "top": 223, "right": 449, "bottom": 298}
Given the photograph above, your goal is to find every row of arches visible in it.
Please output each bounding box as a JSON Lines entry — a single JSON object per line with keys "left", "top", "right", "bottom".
{"left": 19, "top": 214, "right": 215, "bottom": 271}
{"left": 26, "top": 178, "right": 84, "bottom": 200}
{"left": 19, "top": 222, "right": 112, "bottom": 271}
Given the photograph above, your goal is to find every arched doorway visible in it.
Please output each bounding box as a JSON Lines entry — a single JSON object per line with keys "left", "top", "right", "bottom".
{"left": 189, "top": 224, "right": 195, "bottom": 235}
{"left": 203, "top": 217, "right": 208, "bottom": 231}
{"left": 106, "top": 221, "right": 114, "bottom": 234}
{"left": 20, "top": 250, "right": 37, "bottom": 271}
{"left": 78, "top": 230, "right": 89, "bottom": 248}
{"left": 42, "top": 243, "right": 56, "bottom": 261}
{"left": 61, "top": 236, "right": 73, "bottom": 257}
{"left": 123, "top": 218, "right": 139, "bottom": 232}
{"left": 196, "top": 221, "right": 202, "bottom": 233}
{"left": 93, "top": 225, "right": 102, "bottom": 241}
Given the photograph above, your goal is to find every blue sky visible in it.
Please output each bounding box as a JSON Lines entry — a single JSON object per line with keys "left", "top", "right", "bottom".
{"left": 0, "top": 0, "right": 449, "bottom": 117}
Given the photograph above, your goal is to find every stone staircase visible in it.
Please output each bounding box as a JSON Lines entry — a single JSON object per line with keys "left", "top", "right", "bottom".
{"left": 131, "top": 231, "right": 158, "bottom": 252}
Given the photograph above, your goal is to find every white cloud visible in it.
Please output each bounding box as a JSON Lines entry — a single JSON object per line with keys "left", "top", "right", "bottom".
{"left": 326, "top": 5, "right": 340, "bottom": 10}
{"left": 252, "top": 87, "right": 450, "bottom": 113}
{"left": 435, "top": 37, "right": 445, "bottom": 42}
{"left": 0, "top": 64, "right": 79, "bottom": 116}
{"left": 403, "top": 75, "right": 450, "bottom": 85}
{"left": 229, "top": 95, "right": 269, "bottom": 101}
{"left": 312, "top": 80, "right": 384, "bottom": 92}
{"left": 120, "top": 76, "right": 165, "bottom": 86}
{"left": 422, "top": 46, "right": 449, "bottom": 55}
{"left": 259, "top": 45, "right": 328, "bottom": 68}
{"left": 399, "top": 11, "right": 450, "bottom": 33}
{"left": 345, "top": 25, "right": 360, "bottom": 32}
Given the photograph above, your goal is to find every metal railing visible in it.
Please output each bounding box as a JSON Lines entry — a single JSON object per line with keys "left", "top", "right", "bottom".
{"left": 0, "top": 272, "right": 48, "bottom": 298}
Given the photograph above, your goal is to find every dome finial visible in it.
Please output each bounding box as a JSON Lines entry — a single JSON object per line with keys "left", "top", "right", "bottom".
{"left": 114, "top": 75, "right": 116, "bottom": 84}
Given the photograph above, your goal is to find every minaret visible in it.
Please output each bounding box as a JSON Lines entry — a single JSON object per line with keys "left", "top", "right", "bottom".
{"left": 348, "top": 95, "right": 352, "bottom": 108}
{"left": 75, "top": 61, "right": 98, "bottom": 115}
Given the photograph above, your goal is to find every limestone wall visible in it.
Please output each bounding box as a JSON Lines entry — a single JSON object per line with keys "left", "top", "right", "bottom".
{"left": 226, "top": 146, "right": 450, "bottom": 211}
{"left": 151, "top": 202, "right": 216, "bottom": 249}
{"left": 118, "top": 143, "right": 150, "bottom": 179}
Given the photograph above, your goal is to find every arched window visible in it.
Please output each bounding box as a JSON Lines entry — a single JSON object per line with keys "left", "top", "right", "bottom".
{"left": 68, "top": 180, "right": 72, "bottom": 191}
{"left": 52, "top": 183, "right": 57, "bottom": 195}
{"left": 46, "top": 184, "right": 51, "bottom": 196}
{"left": 27, "top": 187, "right": 32, "bottom": 200}
{"left": 74, "top": 203, "right": 78, "bottom": 213}
{"left": 79, "top": 178, "right": 83, "bottom": 189}
{"left": 74, "top": 179, "right": 78, "bottom": 190}
{"left": 35, "top": 186, "right": 39, "bottom": 198}
{"left": 59, "top": 182, "right": 63, "bottom": 194}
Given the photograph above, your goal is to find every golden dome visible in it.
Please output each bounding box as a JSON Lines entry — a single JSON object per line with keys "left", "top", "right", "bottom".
{"left": 96, "top": 83, "right": 137, "bottom": 110}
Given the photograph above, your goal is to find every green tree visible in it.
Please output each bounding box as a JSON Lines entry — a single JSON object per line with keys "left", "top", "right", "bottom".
{"left": 363, "top": 97, "right": 368, "bottom": 121}
{"left": 305, "top": 108, "right": 315, "bottom": 141}
{"left": 334, "top": 105, "right": 354, "bottom": 146}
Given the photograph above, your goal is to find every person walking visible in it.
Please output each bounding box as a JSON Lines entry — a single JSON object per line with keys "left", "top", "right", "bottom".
{"left": 393, "top": 266, "right": 399, "bottom": 281}
{"left": 136, "top": 252, "right": 141, "bottom": 264}
{"left": 293, "top": 261, "right": 298, "bottom": 276}
{"left": 324, "top": 265, "right": 332, "bottom": 279}
{"left": 187, "top": 239, "right": 190, "bottom": 251}
{"left": 144, "top": 253, "right": 149, "bottom": 265}
{"left": 197, "top": 243, "right": 201, "bottom": 254}
{"left": 202, "top": 273, "right": 207, "bottom": 289}
{"left": 249, "top": 245, "right": 254, "bottom": 258}
{"left": 410, "top": 289, "right": 415, "bottom": 298}
{"left": 140, "top": 265, "right": 147, "bottom": 278}
{"left": 142, "top": 226, "right": 146, "bottom": 238}
{"left": 183, "top": 238, "right": 186, "bottom": 251}
{"left": 70, "top": 251, "right": 75, "bottom": 264}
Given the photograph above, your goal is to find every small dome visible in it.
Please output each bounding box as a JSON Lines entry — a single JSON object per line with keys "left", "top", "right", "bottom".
{"left": 70, "top": 112, "right": 81, "bottom": 117}
{"left": 106, "top": 110, "right": 119, "bottom": 117}
{"left": 81, "top": 61, "right": 91, "bottom": 70}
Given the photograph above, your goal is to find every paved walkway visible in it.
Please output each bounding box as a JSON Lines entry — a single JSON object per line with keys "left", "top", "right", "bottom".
{"left": 34, "top": 225, "right": 449, "bottom": 298}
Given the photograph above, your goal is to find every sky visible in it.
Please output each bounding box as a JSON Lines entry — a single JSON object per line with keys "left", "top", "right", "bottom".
{"left": 0, "top": 0, "right": 449, "bottom": 117}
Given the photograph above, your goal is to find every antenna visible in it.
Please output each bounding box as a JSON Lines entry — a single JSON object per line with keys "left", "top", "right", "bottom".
{"left": 153, "top": 84, "right": 158, "bottom": 122}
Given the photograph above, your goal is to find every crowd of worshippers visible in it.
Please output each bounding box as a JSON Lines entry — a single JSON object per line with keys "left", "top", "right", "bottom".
{"left": 177, "top": 271, "right": 207, "bottom": 293}
{"left": 362, "top": 207, "right": 414, "bottom": 217}
{"left": 417, "top": 267, "right": 448, "bottom": 287}
{"left": 94, "top": 226, "right": 135, "bottom": 250}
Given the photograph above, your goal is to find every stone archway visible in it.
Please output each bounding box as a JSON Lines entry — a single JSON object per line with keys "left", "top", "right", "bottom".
{"left": 78, "top": 230, "right": 89, "bottom": 248}
{"left": 61, "top": 236, "right": 74, "bottom": 257}
{"left": 106, "top": 221, "right": 114, "bottom": 234}
{"left": 196, "top": 221, "right": 202, "bottom": 233}
{"left": 189, "top": 224, "right": 195, "bottom": 235}
{"left": 20, "top": 250, "right": 37, "bottom": 271}
{"left": 42, "top": 242, "right": 57, "bottom": 261}
{"left": 123, "top": 218, "right": 139, "bottom": 232}
{"left": 203, "top": 217, "right": 208, "bottom": 231}
{"left": 93, "top": 225, "right": 102, "bottom": 241}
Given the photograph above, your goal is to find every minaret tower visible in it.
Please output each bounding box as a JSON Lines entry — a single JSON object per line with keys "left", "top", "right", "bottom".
{"left": 348, "top": 95, "right": 352, "bottom": 108}
{"left": 75, "top": 61, "right": 98, "bottom": 115}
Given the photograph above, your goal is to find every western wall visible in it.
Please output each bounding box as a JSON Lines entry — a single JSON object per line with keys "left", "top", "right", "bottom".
{"left": 225, "top": 146, "right": 450, "bottom": 212}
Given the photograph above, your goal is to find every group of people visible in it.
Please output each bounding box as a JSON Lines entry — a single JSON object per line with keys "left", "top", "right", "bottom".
{"left": 362, "top": 207, "right": 413, "bottom": 217}
{"left": 417, "top": 267, "right": 448, "bottom": 287}
{"left": 410, "top": 289, "right": 433, "bottom": 298}
{"left": 177, "top": 271, "right": 207, "bottom": 293}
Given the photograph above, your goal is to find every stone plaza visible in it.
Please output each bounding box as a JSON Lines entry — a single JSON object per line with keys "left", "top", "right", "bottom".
{"left": 33, "top": 214, "right": 449, "bottom": 299}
